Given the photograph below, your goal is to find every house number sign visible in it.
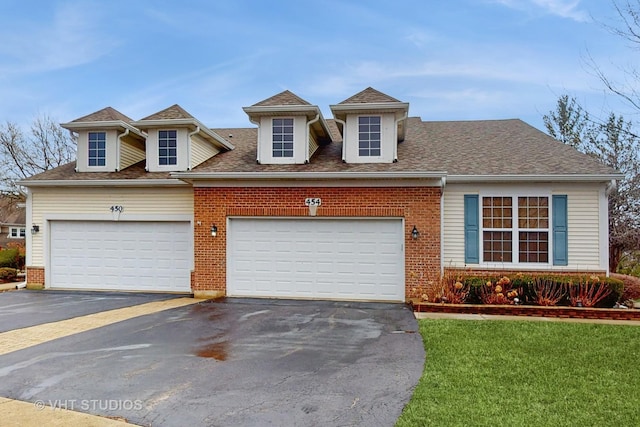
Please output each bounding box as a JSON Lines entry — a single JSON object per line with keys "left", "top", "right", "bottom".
{"left": 304, "top": 198, "right": 321, "bottom": 207}
{"left": 110, "top": 205, "right": 124, "bottom": 213}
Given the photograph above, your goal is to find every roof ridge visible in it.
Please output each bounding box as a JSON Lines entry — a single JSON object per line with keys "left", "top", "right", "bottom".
{"left": 139, "top": 104, "right": 195, "bottom": 121}
{"left": 338, "top": 87, "right": 402, "bottom": 104}
{"left": 71, "top": 107, "right": 133, "bottom": 123}
{"left": 252, "top": 90, "right": 312, "bottom": 106}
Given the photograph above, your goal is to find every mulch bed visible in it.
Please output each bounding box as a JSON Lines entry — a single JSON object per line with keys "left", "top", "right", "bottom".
{"left": 410, "top": 301, "right": 640, "bottom": 321}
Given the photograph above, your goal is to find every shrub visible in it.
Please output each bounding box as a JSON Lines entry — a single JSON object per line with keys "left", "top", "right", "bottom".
{"left": 0, "top": 248, "right": 20, "bottom": 269}
{"left": 533, "top": 278, "right": 566, "bottom": 306}
{"left": 478, "top": 276, "right": 520, "bottom": 305}
{"left": 612, "top": 273, "right": 640, "bottom": 306}
{"left": 0, "top": 267, "right": 17, "bottom": 281}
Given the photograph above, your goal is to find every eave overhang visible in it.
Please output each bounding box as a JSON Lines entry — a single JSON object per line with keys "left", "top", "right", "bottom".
{"left": 18, "top": 179, "right": 189, "bottom": 188}
{"left": 172, "top": 171, "right": 447, "bottom": 183}
{"left": 329, "top": 102, "right": 410, "bottom": 122}
{"left": 446, "top": 174, "right": 625, "bottom": 183}
{"left": 61, "top": 120, "right": 146, "bottom": 140}
{"left": 130, "top": 118, "right": 235, "bottom": 151}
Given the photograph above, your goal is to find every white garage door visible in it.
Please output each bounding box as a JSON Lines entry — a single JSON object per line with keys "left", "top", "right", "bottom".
{"left": 50, "top": 221, "right": 191, "bottom": 292}
{"left": 228, "top": 218, "right": 404, "bottom": 301}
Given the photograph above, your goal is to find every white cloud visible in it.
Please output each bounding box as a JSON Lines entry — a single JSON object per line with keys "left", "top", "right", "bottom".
{"left": 0, "top": 1, "right": 119, "bottom": 76}
{"left": 491, "top": 0, "right": 590, "bottom": 22}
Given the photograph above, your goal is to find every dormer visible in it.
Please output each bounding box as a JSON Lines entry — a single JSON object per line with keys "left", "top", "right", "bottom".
{"left": 61, "top": 107, "right": 146, "bottom": 172}
{"left": 132, "top": 105, "right": 234, "bottom": 172}
{"left": 330, "top": 87, "right": 409, "bottom": 164}
{"left": 243, "top": 90, "right": 332, "bottom": 165}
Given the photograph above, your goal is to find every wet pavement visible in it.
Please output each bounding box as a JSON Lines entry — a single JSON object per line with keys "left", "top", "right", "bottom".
{"left": 0, "top": 295, "right": 424, "bottom": 426}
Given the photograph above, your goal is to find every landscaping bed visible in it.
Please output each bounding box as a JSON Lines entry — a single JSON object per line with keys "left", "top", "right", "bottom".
{"left": 408, "top": 272, "right": 640, "bottom": 320}
{"left": 410, "top": 301, "right": 640, "bottom": 320}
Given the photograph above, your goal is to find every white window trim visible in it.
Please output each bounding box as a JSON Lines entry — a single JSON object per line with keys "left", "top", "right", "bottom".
{"left": 87, "top": 131, "right": 107, "bottom": 168}
{"left": 357, "top": 115, "right": 382, "bottom": 158}
{"left": 9, "top": 226, "right": 26, "bottom": 239}
{"left": 158, "top": 129, "right": 178, "bottom": 166}
{"left": 271, "top": 117, "right": 295, "bottom": 159}
{"left": 479, "top": 192, "right": 552, "bottom": 268}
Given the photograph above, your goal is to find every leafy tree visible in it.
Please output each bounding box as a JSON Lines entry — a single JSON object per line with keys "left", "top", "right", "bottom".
{"left": 0, "top": 115, "right": 76, "bottom": 194}
{"left": 544, "top": 96, "right": 640, "bottom": 272}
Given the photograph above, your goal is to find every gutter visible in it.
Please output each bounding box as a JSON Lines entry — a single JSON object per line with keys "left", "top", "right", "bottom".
{"left": 446, "top": 174, "right": 625, "bottom": 183}
{"left": 187, "top": 126, "right": 200, "bottom": 170}
{"left": 19, "top": 179, "right": 190, "bottom": 188}
{"left": 171, "top": 171, "right": 448, "bottom": 181}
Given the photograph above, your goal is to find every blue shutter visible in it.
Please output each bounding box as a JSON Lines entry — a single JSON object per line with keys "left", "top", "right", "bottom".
{"left": 464, "top": 195, "right": 479, "bottom": 264}
{"left": 552, "top": 195, "right": 568, "bottom": 266}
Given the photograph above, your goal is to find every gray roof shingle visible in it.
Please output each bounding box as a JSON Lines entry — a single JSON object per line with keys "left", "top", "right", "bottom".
{"left": 253, "top": 90, "right": 312, "bottom": 106}
{"left": 70, "top": 107, "right": 133, "bottom": 123}
{"left": 25, "top": 116, "right": 616, "bottom": 182}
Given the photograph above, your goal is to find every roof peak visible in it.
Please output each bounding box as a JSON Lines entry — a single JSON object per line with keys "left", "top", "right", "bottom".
{"left": 139, "top": 104, "right": 195, "bottom": 121}
{"left": 71, "top": 107, "right": 133, "bottom": 123}
{"left": 339, "top": 87, "right": 402, "bottom": 104}
{"left": 252, "top": 90, "right": 312, "bottom": 107}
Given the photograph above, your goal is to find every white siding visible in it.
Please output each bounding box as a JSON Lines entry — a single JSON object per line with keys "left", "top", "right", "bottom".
{"left": 190, "top": 133, "right": 220, "bottom": 169}
{"left": 442, "top": 183, "right": 605, "bottom": 272}
{"left": 119, "top": 137, "right": 145, "bottom": 170}
{"left": 309, "top": 131, "right": 319, "bottom": 158}
{"left": 29, "top": 186, "right": 193, "bottom": 266}
{"left": 257, "top": 116, "right": 307, "bottom": 164}
{"left": 343, "top": 112, "right": 395, "bottom": 163}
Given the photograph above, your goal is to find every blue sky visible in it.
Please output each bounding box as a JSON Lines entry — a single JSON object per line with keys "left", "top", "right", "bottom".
{"left": 0, "top": 0, "right": 634, "bottom": 132}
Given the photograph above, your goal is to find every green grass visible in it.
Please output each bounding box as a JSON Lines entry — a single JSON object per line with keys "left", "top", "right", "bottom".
{"left": 397, "top": 320, "right": 640, "bottom": 427}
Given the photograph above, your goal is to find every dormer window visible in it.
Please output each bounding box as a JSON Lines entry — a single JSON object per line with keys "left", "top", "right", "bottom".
{"left": 358, "top": 116, "right": 381, "bottom": 157}
{"left": 88, "top": 132, "right": 106, "bottom": 166}
{"left": 158, "top": 130, "right": 178, "bottom": 165}
{"left": 272, "top": 118, "right": 294, "bottom": 158}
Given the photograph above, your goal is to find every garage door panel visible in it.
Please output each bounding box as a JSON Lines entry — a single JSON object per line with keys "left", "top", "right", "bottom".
{"left": 228, "top": 218, "right": 404, "bottom": 302}
{"left": 50, "top": 221, "right": 191, "bottom": 292}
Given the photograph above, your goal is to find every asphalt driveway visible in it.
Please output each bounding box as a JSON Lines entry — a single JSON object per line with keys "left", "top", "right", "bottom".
{"left": 0, "top": 293, "right": 425, "bottom": 426}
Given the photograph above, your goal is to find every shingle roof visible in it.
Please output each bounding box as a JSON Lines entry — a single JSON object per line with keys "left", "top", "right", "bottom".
{"left": 0, "top": 195, "right": 26, "bottom": 225}
{"left": 252, "top": 90, "right": 312, "bottom": 106}
{"left": 339, "top": 87, "right": 401, "bottom": 104}
{"left": 25, "top": 117, "right": 616, "bottom": 182}
{"left": 139, "top": 104, "right": 195, "bottom": 121}
{"left": 70, "top": 107, "right": 133, "bottom": 123}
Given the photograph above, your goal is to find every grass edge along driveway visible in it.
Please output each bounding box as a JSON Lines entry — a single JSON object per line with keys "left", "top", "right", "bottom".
{"left": 397, "top": 319, "right": 640, "bottom": 427}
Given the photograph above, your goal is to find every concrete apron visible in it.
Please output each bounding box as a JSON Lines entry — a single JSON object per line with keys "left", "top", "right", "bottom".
{"left": 0, "top": 296, "right": 203, "bottom": 426}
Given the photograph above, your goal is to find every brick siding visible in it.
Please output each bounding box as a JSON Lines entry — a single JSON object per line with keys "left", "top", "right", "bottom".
{"left": 193, "top": 186, "right": 441, "bottom": 298}
{"left": 26, "top": 266, "right": 44, "bottom": 286}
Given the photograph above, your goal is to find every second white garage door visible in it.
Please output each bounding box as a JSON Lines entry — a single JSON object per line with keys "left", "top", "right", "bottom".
{"left": 49, "top": 220, "right": 192, "bottom": 292}
{"left": 227, "top": 218, "right": 405, "bottom": 301}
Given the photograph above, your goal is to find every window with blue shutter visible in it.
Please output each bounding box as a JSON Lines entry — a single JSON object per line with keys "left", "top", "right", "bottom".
{"left": 464, "top": 195, "right": 479, "bottom": 264}
{"left": 552, "top": 195, "right": 568, "bottom": 266}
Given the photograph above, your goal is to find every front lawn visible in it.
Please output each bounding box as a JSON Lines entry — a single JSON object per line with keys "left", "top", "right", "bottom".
{"left": 397, "top": 320, "right": 640, "bottom": 426}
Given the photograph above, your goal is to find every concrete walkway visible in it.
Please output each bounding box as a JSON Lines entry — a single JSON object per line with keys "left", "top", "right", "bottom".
{"left": 0, "top": 295, "right": 203, "bottom": 426}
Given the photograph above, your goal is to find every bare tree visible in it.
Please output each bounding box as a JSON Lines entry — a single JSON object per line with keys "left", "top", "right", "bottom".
{"left": 589, "top": 1, "right": 640, "bottom": 111}
{"left": 544, "top": 96, "right": 640, "bottom": 272}
{"left": 0, "top": 115, "right": 76, "bottom": 193}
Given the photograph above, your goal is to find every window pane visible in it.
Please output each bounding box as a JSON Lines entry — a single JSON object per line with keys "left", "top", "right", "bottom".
{"left": 358, "top": 116, "right": 381, "bottom": 157}
{"left": 272, "top": 118, "right": 294, "bottom": 157}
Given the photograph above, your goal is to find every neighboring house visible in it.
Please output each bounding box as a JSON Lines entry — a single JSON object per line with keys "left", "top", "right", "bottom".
{"left": 20, "top": 88, "right": 622, "bottom": 301}
{"left": 0, "top": 195, "right": 26, "bottom": 249}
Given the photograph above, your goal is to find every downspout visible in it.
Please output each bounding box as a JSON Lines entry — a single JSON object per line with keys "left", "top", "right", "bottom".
{"left": 305, "top": 113, "right": 320, "bottom": 163}
{"left": 188, "top": 126, "right": 200, "bottom": 171}
{"left": 394, "top": 112, "right": 408, "bottom": 163}
{"left": 249, "top": 118, "right": 261, "bottom": 163}
{"left": 440, "top": 176, "right": 447, "bottom": 276}
{"left": 333, "top": 118, "right": 347, "bottom": 162}
{"left": 116, "top": 128, "right": 130, "bottom": 172}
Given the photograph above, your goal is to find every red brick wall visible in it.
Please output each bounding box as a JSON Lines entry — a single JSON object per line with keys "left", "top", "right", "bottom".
{"left": 193, "top": 186, "right": 441, "bottom": 298}
{"left": 26, "top": 266, "right": 44, "bottom": 286}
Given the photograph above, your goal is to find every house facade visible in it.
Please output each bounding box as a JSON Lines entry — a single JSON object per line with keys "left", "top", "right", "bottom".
{"left": 21, "top": 88, "right": 622, "bottom": 301}
{"left": 0, "top": 195, "right": 26, "bottom": 250}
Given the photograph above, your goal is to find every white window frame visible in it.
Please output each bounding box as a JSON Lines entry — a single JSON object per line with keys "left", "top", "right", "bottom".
{"left": 158, "top": 130, "right": 178, "bottom": 166}
{"left": 88, "top": 131, "right": 106, "bottom": 167}
{"left": 357, "top": 115, "right": 382, "bottom": 157}
{"left": 479, "top": 192, "right": 552, "bottom": 267}
{"left": 272, "top": 118, "right": 294, "bottom": 158}
{"left": 9, "top": 227, "right": 25, "bottom": 238}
